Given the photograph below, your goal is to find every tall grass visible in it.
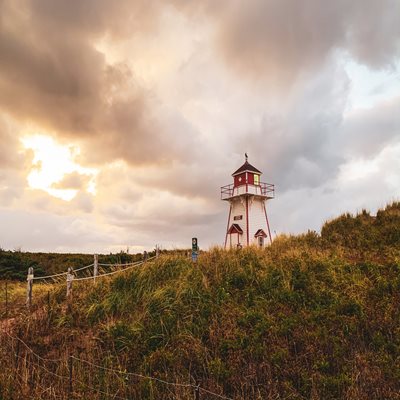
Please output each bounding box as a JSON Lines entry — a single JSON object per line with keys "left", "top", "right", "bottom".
{"left": 1, "top": 202, "right": 400, "bottom": 399}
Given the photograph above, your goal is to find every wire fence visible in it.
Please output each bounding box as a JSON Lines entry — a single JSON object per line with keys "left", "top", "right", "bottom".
{"left": 32, "top": 263, "right": 94, "bottom": 281}
{"left": 19, "top": 252, "right": 158, "bottom": 307}
{"left": 0, "top": 250, "right": 160, "bottom": 325}
{"left": 73, "top": 258, "right": 152, "bottom": 281}
{"left": 1, "top": 332, "right": 234, "bottom": 400}
{"left": 0, "top": 248, "right": 237, "bottom": 399}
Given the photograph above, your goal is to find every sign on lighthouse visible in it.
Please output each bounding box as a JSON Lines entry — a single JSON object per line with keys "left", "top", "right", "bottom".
{"left": 221, "top": 154, "right": 274, "bottom": 248}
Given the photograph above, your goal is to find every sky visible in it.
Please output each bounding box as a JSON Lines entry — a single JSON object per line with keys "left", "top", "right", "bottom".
{"left": 0, "top": 0, "right": 399, "bottom": 253}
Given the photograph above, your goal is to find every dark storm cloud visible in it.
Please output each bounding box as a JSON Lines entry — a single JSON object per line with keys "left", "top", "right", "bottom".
{"left": 0, "top": 0, "right": 197, "bottom": 166}
{"left": 0, "top": 1, "right": 105, "bottom": 134}
{"left": 0, "top": 0, "right": 398, "bottom": 172}
{"left": 166, "top": 0, "right": 400, "bottom": 194}
{"left": 184, "top": 0, "right": 400, "bottom": 87}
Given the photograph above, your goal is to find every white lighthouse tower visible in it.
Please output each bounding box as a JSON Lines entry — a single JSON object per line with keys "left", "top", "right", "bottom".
{"left": 221, "top": 155, "right": 274, "bottom": 248}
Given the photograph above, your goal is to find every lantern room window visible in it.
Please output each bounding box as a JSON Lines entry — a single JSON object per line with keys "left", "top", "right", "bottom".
{"left": 254, "top": 174, "right": 259, "bottom": 185}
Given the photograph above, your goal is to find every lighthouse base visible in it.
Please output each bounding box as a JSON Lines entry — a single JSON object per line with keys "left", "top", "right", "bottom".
{"left": 224, "top": 196, "right": 271, "bottom": 249}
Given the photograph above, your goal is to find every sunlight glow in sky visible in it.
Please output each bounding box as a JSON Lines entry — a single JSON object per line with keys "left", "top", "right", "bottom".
{"left": 21, "top": 135, "right": 97, "bottom": 201}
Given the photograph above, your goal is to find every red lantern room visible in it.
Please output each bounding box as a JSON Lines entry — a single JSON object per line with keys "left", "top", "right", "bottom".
{"left": 232, "top": 156, "right": 262, "bottom": 188}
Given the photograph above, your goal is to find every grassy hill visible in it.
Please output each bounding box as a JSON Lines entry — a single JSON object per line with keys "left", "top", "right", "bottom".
{"left": 0, "top": 203, "right": 399, "bottom": 399}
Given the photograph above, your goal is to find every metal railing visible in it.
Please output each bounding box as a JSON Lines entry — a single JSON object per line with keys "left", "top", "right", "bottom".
{"left": 220, "top": 182, "right": 274, "bottom": 200}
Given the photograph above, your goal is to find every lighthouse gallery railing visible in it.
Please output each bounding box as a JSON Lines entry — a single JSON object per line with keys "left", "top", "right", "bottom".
{"left": 220, "top": 182, "right": 275, "bottom": 200}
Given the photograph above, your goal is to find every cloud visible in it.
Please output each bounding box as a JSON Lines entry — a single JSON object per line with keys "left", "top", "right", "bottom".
{"left": 271, "top": 141, "right": 400, "bottom": 236}
{"left": 0, "top": 114, "right": 33, "bottom": 205}
{"left": 0, "top": 169, "right": 26, "bottom": 207}
{"left": 0, "top": 0, "right": 399, "bottom": 252}
{"left": 0, "top": 0, "right": 197, "bottom": 168}
{"left": 30, "top": 0, "right": 160, "bottom": 38}
{"left": 1, "top": 0, "right": 397, "bottom": 172}
{"left": 0, "top": 207, "right": 112, "bottom": 252}
{"left": 225, "top": 60, "right": 349, "bottom": 191}
{"left": 340, "top": 96, "right": 400, "bottom": 158}
{"left": 171, "top": 0, "right": 400, "bottom": 88}
{"left": 0, "top": 115, "right": 25, "bottom": 169}
{"left": 90, "top": 162, "right": 225, "bottom": 247}
{"left": 51, "top": 171, "right": 91, "bottom": 190}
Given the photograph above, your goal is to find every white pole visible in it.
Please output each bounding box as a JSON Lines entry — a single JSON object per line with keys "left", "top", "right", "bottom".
{"left": 26, "top": 267, "right": 34, "bottom": 308}
{"left": 93, "top": 254, "right": 98, "bottom": 282}
{"left": 66, "top": 267, "right": 74, "bottom": 298}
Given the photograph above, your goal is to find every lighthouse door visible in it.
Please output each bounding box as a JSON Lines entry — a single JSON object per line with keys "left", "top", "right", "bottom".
{"left": 258, "top": 236, "right": 264, "bottom": 247}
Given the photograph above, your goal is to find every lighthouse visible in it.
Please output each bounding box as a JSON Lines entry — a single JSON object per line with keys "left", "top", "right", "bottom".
{"left": 221, "top": 155, "right": 274, "bottom": 248}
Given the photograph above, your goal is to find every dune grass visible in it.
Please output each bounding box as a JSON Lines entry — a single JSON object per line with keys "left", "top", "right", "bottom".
{"left": 0, "top": 202, "right": 399, "bottom": 399}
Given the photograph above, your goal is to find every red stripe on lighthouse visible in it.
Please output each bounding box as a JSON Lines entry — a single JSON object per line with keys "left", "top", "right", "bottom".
{"left": 263, "top": 201, "right": 273, "bottom": 245}
{"left": 246, "top": 196, "right": 249, "bottom": 246}
{"left": 224, "top": 202, "right": 232, "bottom": 249}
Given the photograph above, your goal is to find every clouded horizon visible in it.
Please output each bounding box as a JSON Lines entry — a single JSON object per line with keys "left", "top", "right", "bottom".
{"left": 0, "top": 0, "right": 399, "bottom": 253}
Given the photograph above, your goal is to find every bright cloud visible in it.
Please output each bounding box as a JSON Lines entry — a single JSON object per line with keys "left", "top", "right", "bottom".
{"left": 344, "top": 58, "right": 400, "bottom": 111}
{"left": 21, "top": 135, "right": 97, "bottom": 201}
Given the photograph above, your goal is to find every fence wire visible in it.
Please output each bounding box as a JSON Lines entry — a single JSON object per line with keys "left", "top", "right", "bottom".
{"left": 3, "top": 332, "right": 235, "bottom": 400}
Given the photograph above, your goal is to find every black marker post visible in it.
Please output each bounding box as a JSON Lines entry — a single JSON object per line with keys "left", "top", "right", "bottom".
{"left": 192, "top": 237, "right": 198, "bottom": 262}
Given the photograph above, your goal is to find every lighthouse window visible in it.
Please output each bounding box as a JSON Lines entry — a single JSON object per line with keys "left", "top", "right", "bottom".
{"left": 234, "top": 215, "right": 243, "bottom": 220}
{"left": 254, "top": 174, "right": 259, "bottom": 185}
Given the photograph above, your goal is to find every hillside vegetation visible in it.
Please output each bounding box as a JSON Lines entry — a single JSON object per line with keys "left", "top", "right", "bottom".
{"left": 0, "top": 203, "right": 399, "bottom": 400}
{"left": 0, "top": 250, "right": 146, "bottom": 280}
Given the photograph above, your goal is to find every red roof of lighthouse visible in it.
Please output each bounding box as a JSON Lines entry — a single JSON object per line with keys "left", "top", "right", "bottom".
{"left": 232, "top": 160, "right": 262, "bottom": 177}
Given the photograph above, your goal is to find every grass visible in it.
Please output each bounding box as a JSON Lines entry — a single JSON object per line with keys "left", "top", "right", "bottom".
{"left": 0, "top": 202, "right": 400, "bottom": 399}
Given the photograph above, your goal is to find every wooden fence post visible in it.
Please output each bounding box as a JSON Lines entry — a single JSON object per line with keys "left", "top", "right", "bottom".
{"left": 93, "top": 254, "right": 98, "bottom": 282}
{"left": 26, "top": 267, "right": 34, "bottom": 308}
{"left": 66, "top": 267, "right": 74, "bottom": 299}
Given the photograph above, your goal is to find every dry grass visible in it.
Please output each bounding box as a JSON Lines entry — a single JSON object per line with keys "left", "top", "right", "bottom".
{"left": 1, "top": 203, "right": 400, "bottom": 399}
